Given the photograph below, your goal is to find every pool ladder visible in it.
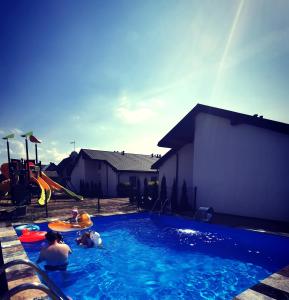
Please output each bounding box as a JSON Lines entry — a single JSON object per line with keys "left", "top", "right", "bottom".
{"left": 0, "top": 259, "right": 70, "bottom": 300}
{"left": 150, "top": 197, "right": 170, "bottom": 215}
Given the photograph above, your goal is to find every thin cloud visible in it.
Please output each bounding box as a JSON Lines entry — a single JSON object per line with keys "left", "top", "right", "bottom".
{"left": 43, "top": 147, "right": 69, "bottom": 164}
{"left": 224, "top": 27, "right": 289, "bottom": 70}
{"left": 72, "top": 115, "right": 81, "bottom": 121}
{"left": 115, "top": 94, "right": 164, "bottom": 124}
{"left": 9, "top": 139, "right": 26, "bottom": 158}
{"left": 11, "top": 128, "right": 24, "bottom": 135}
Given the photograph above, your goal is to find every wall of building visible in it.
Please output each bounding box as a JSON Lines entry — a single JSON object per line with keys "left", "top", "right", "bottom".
{"left": 83, "top": 160, "right": 118, "bottom": 197}
{"left": 158, "top": 153, "right": 177, "bottom": 201}
{"left": 193, "top": 112, "right": 289, "bottom": 222}
{"left": 70, "top": 156, "right": 86, "bottom": 191}
{"left": 70, "top": 157, "right": 157, "bottom": 197}
{"left": 178, "top": 143, "right": 194, "bottom": 205}
{"left": 158, "top": 144, "right": 194, "bottom": 205}
{"left": 118, "top": 171, "right": 157, "bottom": 190}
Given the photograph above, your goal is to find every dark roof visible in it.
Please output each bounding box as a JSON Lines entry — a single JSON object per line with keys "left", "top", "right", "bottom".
{"left": 80, "top": 149, "right": 159, "bottom": 172}
{"left": 43, "top": 162, "right": 58, "bottom": 172}
{"left": 58, "top": 151, "right": 78, "bottom": 177}
{"left": 158, "top": 103, "right": 289, "bottom": 148}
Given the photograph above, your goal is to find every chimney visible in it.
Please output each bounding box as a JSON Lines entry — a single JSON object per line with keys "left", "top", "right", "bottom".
{"left": 151, "top": 153, "right": 154, "bottom": 157}
{"left": 121, "top": 150, "right": 125, "bottom": 155}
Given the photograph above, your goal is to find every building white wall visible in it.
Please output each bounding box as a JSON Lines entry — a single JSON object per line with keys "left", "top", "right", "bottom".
{"left": 70, "top": 156, "right": 85, "bottom": 191}
{"left": 193, "top": 113, "right": 289, "bottom": 222}
{"left": 119, "top": 172, "right": 156, "bottom": 190}
{"left": 158, "top": 153, "right": 177, "bottom": 201}
{"left": 178, "top": 143, "right": 194, "bottom": 205}
{"left": 71, "top": 156, "right": 158, "bottom": 197}
{"left": 158, "top": 144, "right": 194, "bottom": 205}
{"left": 83, "top": 160, "right": 118, "bottom": 197}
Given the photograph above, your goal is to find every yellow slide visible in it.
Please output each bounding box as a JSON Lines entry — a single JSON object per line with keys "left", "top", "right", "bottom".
{"left": 41, "top": 172, "right": 83, "bottom": 201}
{"left": 30, "top": 175, "right": 51, "bottom": 206}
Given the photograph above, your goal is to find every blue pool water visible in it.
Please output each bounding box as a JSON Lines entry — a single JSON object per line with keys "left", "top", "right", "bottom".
{"left": 19, "top": 213, "right": 289, "bottom": 299}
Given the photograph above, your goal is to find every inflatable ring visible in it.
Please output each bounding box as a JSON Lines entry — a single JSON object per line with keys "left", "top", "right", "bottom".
{"left": 19, "top": 229, "right": 47, "bottom": 243}
{"left": 48, "top": 213, "right": 93, "bottom": 232}
{"left": 15, "top": 224, "right": 40, "bottom": 233}
{"left": 90, "top": 231, "right": 102, "bottom": 247}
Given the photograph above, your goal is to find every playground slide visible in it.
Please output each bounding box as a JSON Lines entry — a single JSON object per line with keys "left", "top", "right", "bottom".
{"left": 41, "top": 172, "right": 83, "bottom": 201}
{"left": 30, "top": 176, "right": 46, "bottom": 205}
{"left": 30, "top": 176, "right": 51, "bottom": 206}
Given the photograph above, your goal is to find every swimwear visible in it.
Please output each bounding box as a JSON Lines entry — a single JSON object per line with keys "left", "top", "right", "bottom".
{"left": 44, "top": 263, "right": 68, "bottom": 271}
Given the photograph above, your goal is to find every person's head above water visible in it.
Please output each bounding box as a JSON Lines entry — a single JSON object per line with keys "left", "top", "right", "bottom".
{"left": 45, "top": 230, "right": 59, "bottom": 244}
{"left": 72, "top": 207, "right": 79, "bottom": 216}
{"left": 56, "top": 232, "right": 64, "bottom": 243}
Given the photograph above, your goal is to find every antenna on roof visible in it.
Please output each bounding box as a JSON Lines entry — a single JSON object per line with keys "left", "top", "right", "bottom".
{"left": 70, "top": 140, "right": 76, "bottom": 152}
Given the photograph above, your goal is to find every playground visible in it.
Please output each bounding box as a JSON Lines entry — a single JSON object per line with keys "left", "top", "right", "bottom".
{"left": 0, "top": 132, "right": 85, "bottom": 221}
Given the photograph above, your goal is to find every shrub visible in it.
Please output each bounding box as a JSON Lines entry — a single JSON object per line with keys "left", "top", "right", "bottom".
{"left": 170, "top": 179, "right": 178, "bottom": 211}
{"left": 160, "top": 176, "right": 167, "bottom": 208}
{"left": 180, "top": 180, "right": 190, "bottom": 211}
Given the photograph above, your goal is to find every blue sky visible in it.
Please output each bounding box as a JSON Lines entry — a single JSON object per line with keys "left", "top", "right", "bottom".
{"left": 1, "top": 0, "right": 289, "bottom": 165}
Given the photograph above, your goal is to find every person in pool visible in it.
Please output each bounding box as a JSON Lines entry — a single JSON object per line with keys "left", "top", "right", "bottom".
{"left": 37, "top": 230, "right": 72, "bottom": 271}
{"left": 64, "top": 207, "right": 82, "bottom": 228}
{"left": 68, "top": 207, "right": 79, "bottom": 223}
{"left": 76, "top": 231, "right": 94, "bottom": 248}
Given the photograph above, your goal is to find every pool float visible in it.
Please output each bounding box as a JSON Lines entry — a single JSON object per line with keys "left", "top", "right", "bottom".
{"left": 90, "top": 231, "right": 102, "bottom": 247}
{"left": 15, "top": 224, "right": 40, "bottom": 233}
{"left": 48, "top": 213, "right": 93, "bottom": 232}
{"left": 19, "top": 229, "right": 47, "bottom": 243}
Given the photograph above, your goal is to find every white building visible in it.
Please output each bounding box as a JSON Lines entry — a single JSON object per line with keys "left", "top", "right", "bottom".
{"left": 71, "top": 149, "right": 159, "bottom": 198}
{"left": 152, "top": 104, "right": 289, "bottom": 222}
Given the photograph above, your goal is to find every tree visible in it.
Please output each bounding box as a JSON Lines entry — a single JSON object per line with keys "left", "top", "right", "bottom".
{"left": 170, "top": 179, "right": 178, "bottom": 212}
{"left": 160, "top": 176, "right": 167, "bottom": 208}
{"left": 180, "top": 180, "right": 190, "bottom": 211}
{"left": 143, "top": 178, "right": 149, "bottom": 208}
{"left": 136, "top": 178, "right": 141, "bottom": 209}
{"left": 151, "top": 181, "right": 159, "bottom": 209}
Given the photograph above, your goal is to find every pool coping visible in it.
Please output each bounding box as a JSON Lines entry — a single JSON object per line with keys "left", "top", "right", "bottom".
{"left": 1, "top": 212, "right": 289, "bottom": 300}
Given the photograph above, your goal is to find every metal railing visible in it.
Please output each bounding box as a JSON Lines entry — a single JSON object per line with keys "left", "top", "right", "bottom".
{"left": 0, "top": 259, "right": 70, "bottom": 300}
{"left": 160, "top": 198, "right": 170, "bottom": 214}
{"left": 149, "top": 197, "right": 161, "bottom": 214}
{"left": 150, "top": 197, "right": 170, "bottom": 215}
{"left": 2, "top": 282, "right": 62, "bottom": 300}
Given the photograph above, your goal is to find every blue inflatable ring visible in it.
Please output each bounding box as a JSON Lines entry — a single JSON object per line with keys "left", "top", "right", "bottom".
{"left": 15, "top": 224, "right": 40, "bottom": 233}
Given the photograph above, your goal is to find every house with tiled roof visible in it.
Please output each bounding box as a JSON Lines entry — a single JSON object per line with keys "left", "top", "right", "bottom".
{"left": 152, "top": 104, "right": 289, "bottom": 222}
{"left": 70, "top": 149, "right": 159, "bottom": 197}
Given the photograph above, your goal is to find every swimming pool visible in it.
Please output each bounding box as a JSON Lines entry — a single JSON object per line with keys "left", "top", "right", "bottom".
{"left": 19, "top": 213, "right": 289, "bottom": 299}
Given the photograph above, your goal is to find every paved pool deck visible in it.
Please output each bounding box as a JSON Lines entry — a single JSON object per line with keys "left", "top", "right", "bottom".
{"left": 0, "top": 197, "right": 288, "bottom": 299}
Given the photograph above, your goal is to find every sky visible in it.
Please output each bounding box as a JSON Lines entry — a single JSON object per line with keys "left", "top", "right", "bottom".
{"left": 1, "top": 0, "right": 289, "bottom": 165}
